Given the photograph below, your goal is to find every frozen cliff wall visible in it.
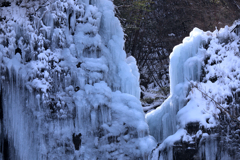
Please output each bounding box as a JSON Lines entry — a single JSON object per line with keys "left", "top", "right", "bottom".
{"left": 146, "top": 28, "right": 206, "bottom": 143}
{"left": 147, "top": 22, "right": 240, "bottom": 159}
{"left": 0, "top": 0, "right": 156, "bottom": 159}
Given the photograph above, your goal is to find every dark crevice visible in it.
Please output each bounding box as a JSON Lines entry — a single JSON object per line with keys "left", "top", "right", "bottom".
{"left": 204, "top": 55, "right": 210, "bottom": 65}
{"left": 140, "top": 91, "right": 144, "bottom": 99}
{"left": 74, "top": 86, "right": 80, "bottom": 92}
{"left": 3, "top": 138, "right": 9, "bottom": 160}
{"left": 0, "top": 87, "right": 3, "bottom": 120}
{"left": 210, "top": 60, "right": 216, "bottom": 66}
{"left": 76, "top": 62, "right": 82, "bottom": 68}
{"left": 72, "top": 133, "right": 82, "bottom": 150}
{"left": 0, "top": 1, "right": 11, "bottom": 7}
{"left": 108, "top": 136, "right": 120, "bottom": 144}
{"left": 15, "top": 48, "right": 22, "bottom": 56}
{"left": 226, "top": 96, "right": 233, "bottom": 105}
{"left": 185, "top": 122, "right": 200, "bottom": 135}
{"left": 68, "top": 13, "right": 72, "bottom": 31}
{"left": 48, "top": 99, "right": 58, "bottom": 114}
{"left": 0, "top": 16, "right": 6, "bottom": 22}
{"left": 209, "top": 76, "right": 218, "bottom": 83}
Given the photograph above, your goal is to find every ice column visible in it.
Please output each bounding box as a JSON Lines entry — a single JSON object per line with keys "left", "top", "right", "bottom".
{"left": 146, "top": 28, "right": 206, "bottom": 143}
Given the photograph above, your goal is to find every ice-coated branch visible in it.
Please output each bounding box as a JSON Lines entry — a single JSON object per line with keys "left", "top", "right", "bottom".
{"left": 146, "top": 61, "right": 168, "bottom": 95}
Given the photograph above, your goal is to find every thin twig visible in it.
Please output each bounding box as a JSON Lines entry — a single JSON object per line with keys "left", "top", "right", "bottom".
{"left": 115, "top": 5, "right": 132, "bottom": 9}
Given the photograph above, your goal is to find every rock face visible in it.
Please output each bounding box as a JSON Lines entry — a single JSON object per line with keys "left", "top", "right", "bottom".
{"left": 0, "top": 0, "right": 156, "bottom": 159}
{"left": 147, "top": 24, "right": 240, "bottom": 159}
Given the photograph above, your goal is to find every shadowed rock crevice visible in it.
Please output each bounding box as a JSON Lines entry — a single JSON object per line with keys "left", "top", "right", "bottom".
{"left": 72, "top": 133, "right": 82, "bottom": 150}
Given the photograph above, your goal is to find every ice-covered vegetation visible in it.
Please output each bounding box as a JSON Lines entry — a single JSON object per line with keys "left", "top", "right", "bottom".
{"left": 147, "top": 22, "right": 240, "bottom": 159}
{"left": 0, "top": 0, "right": 156, "bottom": 159}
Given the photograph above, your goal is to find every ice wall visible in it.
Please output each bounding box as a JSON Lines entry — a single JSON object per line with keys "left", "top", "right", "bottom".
{"left": 146, "top": 28, "right": 206, "bottom": 143}
{"left": 147, "top": 23, "right": 240, "bottom": 159}
{"left": 0, "top": 0, "right": 155, "bottom": 159}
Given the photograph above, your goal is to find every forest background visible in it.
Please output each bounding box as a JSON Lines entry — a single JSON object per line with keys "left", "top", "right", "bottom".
{"left": 113, "top": 0, "right": 240, "bottom": 112}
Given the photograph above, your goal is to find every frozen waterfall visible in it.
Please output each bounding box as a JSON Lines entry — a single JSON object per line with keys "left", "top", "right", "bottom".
{"left": 0, "top": 0, "right": 156, "bottom": 159}
{"left": 147, "top": 24, "right": 240, "bottom": 159}
{"left": 146, "top": 28, "right": 206, "bottom": 144}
